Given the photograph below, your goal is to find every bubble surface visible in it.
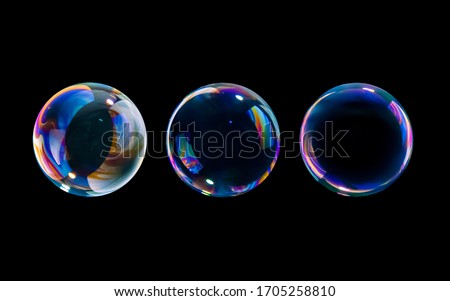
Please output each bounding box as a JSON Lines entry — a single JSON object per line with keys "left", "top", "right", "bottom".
{"left": 301, "top": 83, "right": 413, "bottom": 197}
{"left": 33, "top": 83, "right": 146, "bottom": 197}
{"left": 167, "top": 83, "right": 280, "bottom": 197}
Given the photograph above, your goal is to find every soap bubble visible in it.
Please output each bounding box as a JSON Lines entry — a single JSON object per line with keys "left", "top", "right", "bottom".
{"left": 301, "top": 83, "right": 413, "bottom": 197}
{"left": 167, "top": 83, "right": 280, "bottom": 197}
{"left": 33, "top": 83, "right": 146, "bottom": 197}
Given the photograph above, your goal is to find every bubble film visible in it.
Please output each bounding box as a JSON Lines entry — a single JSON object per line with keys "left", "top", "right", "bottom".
{"left": 301, "top": 83, "right": 413, "bottom": 197}
{"left": 33, "top": 83, "right": 146, "bottom": 197}
{"left": 167, "top": 83, "right": 280, "bottom": 197}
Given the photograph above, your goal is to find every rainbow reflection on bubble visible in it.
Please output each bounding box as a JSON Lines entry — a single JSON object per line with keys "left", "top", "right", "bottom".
{"left": 33, "top": 83, "right": 147, "bottom": 197}
{"left": 300, "top": 83, "right": 413, "bottom": 197}
{"left": 167, "top": 83, "right": 280, "bottom": 197}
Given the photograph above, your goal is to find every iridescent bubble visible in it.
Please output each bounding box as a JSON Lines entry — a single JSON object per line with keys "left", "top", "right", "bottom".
{"left": 167, "top": 83, "right": 280, "bottom": 197}
{"left": 33, "top": 83, "right": 146, "bottom": 197}
{"left": 301, "top": 83, "right": 413, "bottom": 197}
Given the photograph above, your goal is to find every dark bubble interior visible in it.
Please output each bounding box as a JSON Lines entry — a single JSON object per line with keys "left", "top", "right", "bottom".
{"left": 65, "top": 101, "right": 113, "bottom": 176}
{"left": 310, "top": 99, "right": 402, "bottom": 185}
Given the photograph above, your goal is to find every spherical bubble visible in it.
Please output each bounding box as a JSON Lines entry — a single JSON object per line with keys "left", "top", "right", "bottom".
{"left": 167, "top": 83, "right": 280, "bottom": 197}
{"left": 300, "top": 83, "right": 413, "bottom": 197}
{"left": 33, "top": 83, "right": 147, "bottom": 197}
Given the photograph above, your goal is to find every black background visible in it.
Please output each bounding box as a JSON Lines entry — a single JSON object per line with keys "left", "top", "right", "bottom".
{"left": 4, "top": 6, "right": 447, "bottom": 280}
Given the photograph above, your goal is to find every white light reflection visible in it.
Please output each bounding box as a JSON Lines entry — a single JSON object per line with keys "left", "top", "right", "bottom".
{"left": 60, "top": 183, "right": 70, "bottom": 192}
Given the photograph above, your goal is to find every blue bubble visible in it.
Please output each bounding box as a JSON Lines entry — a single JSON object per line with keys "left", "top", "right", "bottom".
{"left": 33, "top": 83, "right": 147, "bottom": 197}
{"left": 301, "top": 83, "right": 413, "bottom": 197}
{"left": 167, "top": 83, "right": 280, "bottom": 197}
